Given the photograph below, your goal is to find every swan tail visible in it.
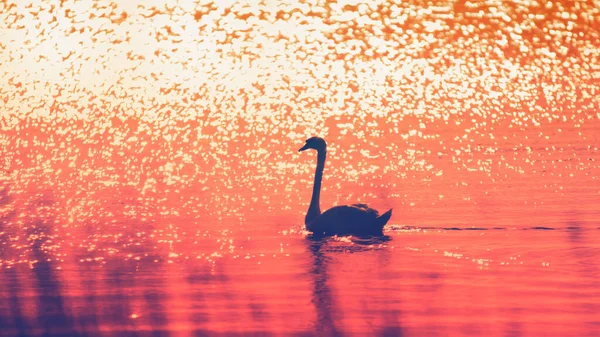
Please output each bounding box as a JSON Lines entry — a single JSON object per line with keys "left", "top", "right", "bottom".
{"left": 375, "top": 209, "right": 393, "bottom": 229}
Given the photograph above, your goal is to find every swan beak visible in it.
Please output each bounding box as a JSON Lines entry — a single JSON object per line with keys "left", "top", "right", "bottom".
{"left": 298, "top": 144, "right": 310, "bottom": 152}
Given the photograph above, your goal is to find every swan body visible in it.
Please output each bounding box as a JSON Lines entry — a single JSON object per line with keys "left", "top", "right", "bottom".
{"left": 299, "top": 137, "right": 392, "bottom": 236}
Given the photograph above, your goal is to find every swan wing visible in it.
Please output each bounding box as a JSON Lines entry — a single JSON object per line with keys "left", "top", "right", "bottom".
{"left": 307, "top": 205, "right": 382, "bottom": 235}
{"left": 350, "top": 203, "right": 379, "bottom": 216}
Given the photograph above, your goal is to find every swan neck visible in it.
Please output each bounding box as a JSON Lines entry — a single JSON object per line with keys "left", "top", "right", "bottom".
{"left": 306, "top": 149, "right": 326, "bottom": 225}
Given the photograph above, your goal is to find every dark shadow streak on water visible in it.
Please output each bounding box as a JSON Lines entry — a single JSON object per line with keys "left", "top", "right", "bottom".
{"left": 0, "top": 187, "right": 29, "bottom": 337}
{"left": 306, "top": 236, "right": 342, "bottom": 337}
{"left": 142, "top": 262, "right": 170, "bottom": 337}
{"left": 106, "top": 265, "right": 138, "bottom": 336}
{"left": 305, "top": 234, "right": 402, "bottom": 336}
{"left": 373, "top": 238, "right": 405, "bottom": 337}
{"left": 29, "top": 219, "right": 77, "bottom": 337}
{"left": 77, "top": 264, "right": 99, "bottom": 337}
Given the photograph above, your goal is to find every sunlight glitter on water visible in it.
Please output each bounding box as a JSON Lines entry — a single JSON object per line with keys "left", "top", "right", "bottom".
{"left": 0, "top": 0, "right": 599, "bottom": 274}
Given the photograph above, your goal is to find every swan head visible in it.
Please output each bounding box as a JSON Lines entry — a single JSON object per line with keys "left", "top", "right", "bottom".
{"left": 298, "top": 137, "right": 326, "bottom": 152}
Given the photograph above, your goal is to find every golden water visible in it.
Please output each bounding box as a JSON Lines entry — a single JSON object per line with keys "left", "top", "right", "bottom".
{"left": 1, "top": 0, "right": 600, "bottom": 336}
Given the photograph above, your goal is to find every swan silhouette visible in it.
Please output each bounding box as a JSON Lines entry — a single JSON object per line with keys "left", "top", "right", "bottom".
{"left": 298, "top": 137, "right": 392, "bottom": 236}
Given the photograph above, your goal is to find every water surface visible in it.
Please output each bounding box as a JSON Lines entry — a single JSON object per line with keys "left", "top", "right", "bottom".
{"left": 1, "top": 0, "right": 600, "bottom": 336}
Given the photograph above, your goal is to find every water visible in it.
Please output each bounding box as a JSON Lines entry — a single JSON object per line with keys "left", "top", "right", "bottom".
{"left": 1, "top": 0, "right": 600, "bottom": 336}
{"left": 1, "top": 226, "right": 599, "bottom": 336}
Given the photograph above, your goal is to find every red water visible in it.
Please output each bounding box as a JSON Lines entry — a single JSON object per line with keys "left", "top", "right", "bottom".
{"left": 1, "top": 0, "right": 600, "bottom": 336}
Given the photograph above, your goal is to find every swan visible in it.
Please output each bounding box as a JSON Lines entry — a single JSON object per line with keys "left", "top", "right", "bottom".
{"left": 298, "top": 137, "right": 392, "bottom": 236}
